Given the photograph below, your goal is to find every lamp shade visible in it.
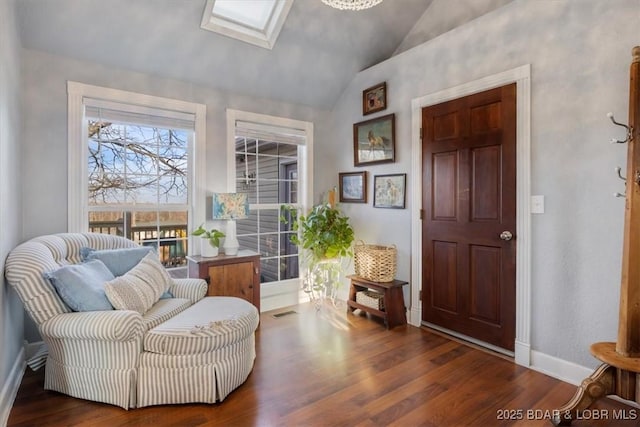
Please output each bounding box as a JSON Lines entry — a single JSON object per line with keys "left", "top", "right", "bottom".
{"left": 212, "top": 193, "right": 249, "bottom": 220}
{"left": 212, "top": 193, "right": 248, "bottom": 256}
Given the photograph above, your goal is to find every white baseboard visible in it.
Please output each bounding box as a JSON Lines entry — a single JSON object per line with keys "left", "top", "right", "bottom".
{"left": 514, "top": 340, "right": 531, "bottom": 367}
{"left": 529, "top": 350, "right": 640, "bottom": 408}
{"left": 409, "top": 306, "right": 421, "bottom": 327}
{"left": 530, "top": 350, "right": 593, "bottom": 386}
{"left": 0, "top": 347, "right": 25, "bottom": 427}
{"left": 260, "top": 280, "right": 301, "bottom": 313}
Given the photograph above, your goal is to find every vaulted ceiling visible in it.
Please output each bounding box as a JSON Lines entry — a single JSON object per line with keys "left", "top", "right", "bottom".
{"left": 16, "top": 0, "right": 511, "bottom": 109}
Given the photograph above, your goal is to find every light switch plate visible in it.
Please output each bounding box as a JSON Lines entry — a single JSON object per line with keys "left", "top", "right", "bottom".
{"left": 531, "top": 195, "right": 545, "bottom": 214}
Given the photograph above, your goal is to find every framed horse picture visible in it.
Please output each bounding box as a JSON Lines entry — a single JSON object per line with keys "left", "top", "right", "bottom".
{"left": 353, "top": 113, "right": 395, "bottom": 167}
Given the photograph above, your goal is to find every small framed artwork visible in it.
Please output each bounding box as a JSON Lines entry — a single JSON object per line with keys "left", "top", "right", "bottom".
{"left": 353, "top": 113, "right": 395, "bottom": 167}
{"left": 339, "top": 171, "right": 367, "bottom": 203}
{"left": 363, "top": 82, "right": 387, "bottom": 115}
{"left": 373, "top": 173, "right": 406, "bottom": 209}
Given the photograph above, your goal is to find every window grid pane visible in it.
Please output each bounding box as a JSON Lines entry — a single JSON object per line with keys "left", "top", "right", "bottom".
{"left": 235, "top": 135, "right": 300, "bottom": 284}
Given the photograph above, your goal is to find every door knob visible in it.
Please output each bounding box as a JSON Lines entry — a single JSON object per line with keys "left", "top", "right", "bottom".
{"left": 500, "top": 231, "right": 513, "bottom": 241}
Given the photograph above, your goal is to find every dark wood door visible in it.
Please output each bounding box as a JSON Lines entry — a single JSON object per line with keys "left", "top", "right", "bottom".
{"left": 421, "top": 84, "right": 516, "bottom": 351}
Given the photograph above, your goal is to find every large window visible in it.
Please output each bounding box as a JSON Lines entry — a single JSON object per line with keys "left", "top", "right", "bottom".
{"left": 68, "top": 82, "right": 206, "bottom": 270}
{"left": 227, "top": 110, "right": 312, "bottom": 286}
{"left": 86, "top": 114, "right": 190, "bottom": 267}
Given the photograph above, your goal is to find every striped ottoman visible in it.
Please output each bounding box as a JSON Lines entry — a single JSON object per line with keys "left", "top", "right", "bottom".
{"left": 137, "top": 296, "right": 259, "bottom": 407}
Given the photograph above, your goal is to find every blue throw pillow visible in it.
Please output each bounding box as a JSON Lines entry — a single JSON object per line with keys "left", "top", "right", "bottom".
{"left": 81, "top": 246, "right": 155, "bottom": 277}
{"left": 160, "top": 290, "right": 173, "bottom": 299}
{"left": 44, "top": 259, "right": 115, "bottom": 312}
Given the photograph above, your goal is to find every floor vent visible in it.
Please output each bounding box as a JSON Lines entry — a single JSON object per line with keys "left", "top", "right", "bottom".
{"left": 272, "top": 310, "right": 297, "bottom": 318}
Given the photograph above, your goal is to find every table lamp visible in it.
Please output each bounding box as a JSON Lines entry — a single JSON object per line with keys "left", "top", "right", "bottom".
{"left": 212, "top": 193, "right": 249, "bottom": 256}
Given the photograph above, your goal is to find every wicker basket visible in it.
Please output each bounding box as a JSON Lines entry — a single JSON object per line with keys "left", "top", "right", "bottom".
{"left": 353, "top": 240, "right": 397, "bottom": 282}
{"left": 356, "top": 290, "right": 385, "bottom": 310}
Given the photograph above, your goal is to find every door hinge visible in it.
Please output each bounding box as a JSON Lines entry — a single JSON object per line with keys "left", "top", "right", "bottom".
{"left": 419, "top": 290, "right": 422, "bottom": 301}
{"left": 420, "top": 209, "right": 424, "bottom": 220}
{"left": 420, "top": 127, "right": 423, "bottom": 140}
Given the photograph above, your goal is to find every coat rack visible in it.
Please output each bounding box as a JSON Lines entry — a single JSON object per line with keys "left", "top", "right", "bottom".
{"left": 553, "top": 45, "right": 640, "bottom": 425}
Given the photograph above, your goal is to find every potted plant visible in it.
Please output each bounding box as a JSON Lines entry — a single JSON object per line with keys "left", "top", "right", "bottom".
{"left": 281, "top": 202, "right": 354, "bottom": 304}
{"left": 191, "top": 224, "right": 225, "bottom": 258}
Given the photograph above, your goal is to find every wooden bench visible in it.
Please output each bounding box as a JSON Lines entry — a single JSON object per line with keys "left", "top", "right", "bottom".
{"left": 346, "top": 275, "right": 408, "bottom": 329}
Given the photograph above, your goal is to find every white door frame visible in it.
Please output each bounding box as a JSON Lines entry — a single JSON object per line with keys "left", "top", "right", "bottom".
{"left": 410, "top": 64, "right": 532, "bottom": 366}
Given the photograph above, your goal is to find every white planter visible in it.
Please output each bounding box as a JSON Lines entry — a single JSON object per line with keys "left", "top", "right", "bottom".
{"left": 200, "top": 237, "right": 219, "bottom": 258}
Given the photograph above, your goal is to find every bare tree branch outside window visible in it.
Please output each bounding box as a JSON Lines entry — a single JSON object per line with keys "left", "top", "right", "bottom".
{"left": 87, "top": 121, "right": 188, "bottom": 205}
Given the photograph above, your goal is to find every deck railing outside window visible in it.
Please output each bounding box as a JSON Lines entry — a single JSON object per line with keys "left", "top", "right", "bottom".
{"left": 89, "top": 220, "right": 188, "bottom": 268}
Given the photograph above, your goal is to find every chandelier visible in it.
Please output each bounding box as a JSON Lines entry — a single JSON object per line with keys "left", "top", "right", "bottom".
{"left": 321, "top": 0, "right": 383, "bottom": 11}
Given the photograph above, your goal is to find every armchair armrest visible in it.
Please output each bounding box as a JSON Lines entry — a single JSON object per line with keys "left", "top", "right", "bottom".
{"left": 41, "top": 310, "right": 143, "bottom": 342}
{"left": 170, "top": 278, "right": 207, "bottom": 303}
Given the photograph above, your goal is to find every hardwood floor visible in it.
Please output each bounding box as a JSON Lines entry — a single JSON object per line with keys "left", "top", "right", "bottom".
{"left": 7, "top": 302, "right": 638, "bottom": 426}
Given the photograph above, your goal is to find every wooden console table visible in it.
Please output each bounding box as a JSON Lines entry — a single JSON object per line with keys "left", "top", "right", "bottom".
{"left": 187, "top": 250, "right": 261, "bottom": 311}
{"left": 347, "top": 275, "right": 408, "bottom": 329}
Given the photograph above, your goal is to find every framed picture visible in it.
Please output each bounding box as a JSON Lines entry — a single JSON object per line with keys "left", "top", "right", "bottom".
{"left": 373, "top": 173, "right": 406, "bottom": 209}
{"left": 363, "top": 82, "right": 387, "bottom": 115}
{"left": 353, "top": 113, "right": 395, "bottom": 167}
{"left": 339, "top": 171, "right": 367, "bottom": 203}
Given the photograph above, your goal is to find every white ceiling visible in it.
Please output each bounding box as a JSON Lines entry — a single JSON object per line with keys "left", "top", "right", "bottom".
{"left": 15, "top": 0, "right": 510, "bottom": 109}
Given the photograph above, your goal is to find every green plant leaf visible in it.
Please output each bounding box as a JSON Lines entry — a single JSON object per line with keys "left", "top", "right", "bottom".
{"left": 191, "top": 223, "right": 206, "bottom": 237}
{"left": 280, "top": 203, "right": 354, "bottom": 264}
{"left": 191, "top": 224, "right": 225, "bottom": 247}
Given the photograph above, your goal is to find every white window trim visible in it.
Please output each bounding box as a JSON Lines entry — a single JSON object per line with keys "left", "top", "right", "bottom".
{"left": 67, "top": 81, "right": 207, "bottom": 249}
{"left": 226, "top": 108, "right": 313, "bottom": 311}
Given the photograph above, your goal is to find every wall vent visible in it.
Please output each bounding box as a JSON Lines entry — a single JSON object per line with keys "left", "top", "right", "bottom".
{"left": 272, "top": 310, "right": 297, "bottom": 318}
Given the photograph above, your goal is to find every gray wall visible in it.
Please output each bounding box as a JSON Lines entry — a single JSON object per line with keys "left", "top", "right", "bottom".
{"left": 325, "top": 0, "right": 640, "bottom": 368}
{"left": 393, "top": 0, "right": 514, "bottom": 56}
{"left": 0, "top": 0, "right": 25, "bottom": 419}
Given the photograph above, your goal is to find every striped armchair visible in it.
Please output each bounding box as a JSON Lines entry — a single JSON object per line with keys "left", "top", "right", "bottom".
{"left": 5, "top": 233, "right": 217, "bottom": 409}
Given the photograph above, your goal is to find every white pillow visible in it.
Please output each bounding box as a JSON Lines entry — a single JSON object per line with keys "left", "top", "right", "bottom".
{"left": 104, "top": 252, "right": 173, "bottom": 314}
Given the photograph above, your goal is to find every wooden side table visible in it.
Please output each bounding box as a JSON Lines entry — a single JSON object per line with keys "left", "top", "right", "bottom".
{"left": 346, "top": 275, "right": 408, "bottom": 329}
{"left": 187, "top": 250, "right": 261, "bottom": 312}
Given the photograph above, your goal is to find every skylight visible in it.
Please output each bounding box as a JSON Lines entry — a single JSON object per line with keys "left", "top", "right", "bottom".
{"left": 200, "top": 0, "right": 293, "bottom": 50}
